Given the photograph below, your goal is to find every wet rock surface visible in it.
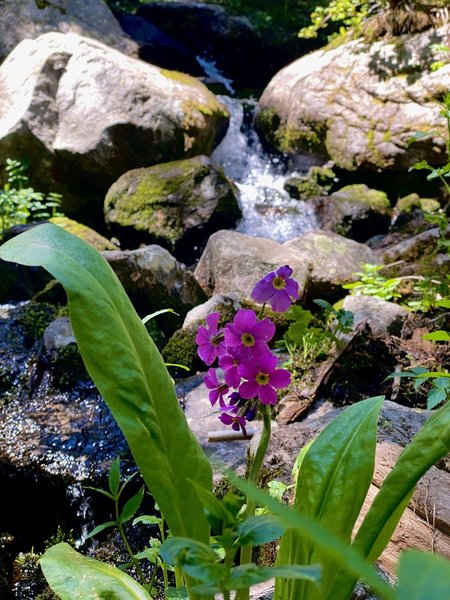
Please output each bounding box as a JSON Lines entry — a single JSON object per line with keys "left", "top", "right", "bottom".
{"left": 104, "top": 155, "right": 241, "bottom": 262}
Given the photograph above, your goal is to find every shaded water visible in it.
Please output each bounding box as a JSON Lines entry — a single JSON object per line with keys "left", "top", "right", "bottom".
{"left": 211, "top": 95, "right": 320, "bottom": 242}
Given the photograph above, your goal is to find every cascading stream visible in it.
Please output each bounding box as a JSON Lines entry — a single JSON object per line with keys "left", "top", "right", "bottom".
{"left": 211, "top": 95, "right": 320, "bottom": 242}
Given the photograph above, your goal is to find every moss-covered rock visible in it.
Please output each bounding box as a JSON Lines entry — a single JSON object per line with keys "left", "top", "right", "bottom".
{"left": 284, "top": 165, "right": 338, "bottom": 200}
{"left": 104, "top": 155, "right": 241, "bottom": 263}
{"left": 395, "top": 192, "right": 440, "bottom": 214}
{"left": 256, "top": 24, "right": 450, "bottom": 174}
{"left": 316, "top": 184, "right": 391, "bottom": 242}
{"left": 49, "top": 217, "right": 117, "bottom": 251}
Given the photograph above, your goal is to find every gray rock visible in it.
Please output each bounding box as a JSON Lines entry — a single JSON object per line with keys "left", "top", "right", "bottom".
{"left": 104, "top": 155, "right": 241, "bottom": 262}
{"left": 0, "top": 32, "right": 229, "bottom": 224}
{"left": 193, "top": 229, "right": 311, "bottom": 300}
{"left": 43, "top": 316, "right": 75, "bottom": 353}
{"left": 102, "top": 245, "right": 207, "bottom": 335}
{"left": 195, "top": 229, "right": 380, "bottom": 303}
{"left": 342, "top": 295, "right": 409, "bottom": 336}
{"left": 0, "top": 0, "right": 138, "bottom": 63}
{"left": 256, "top": 24, "right": 450, "bottom": 172}
{"left": 183, "top": 293, "right": 243, "bottom": 328}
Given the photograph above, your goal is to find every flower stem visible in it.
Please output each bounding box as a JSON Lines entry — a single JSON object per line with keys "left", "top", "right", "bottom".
{"left": 236, "top": 404, "right": 272, "bottom": 600}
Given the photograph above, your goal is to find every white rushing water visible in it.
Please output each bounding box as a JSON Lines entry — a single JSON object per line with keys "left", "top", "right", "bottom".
{"left": 211, "top": 95, "right": 320, "bottom": 243}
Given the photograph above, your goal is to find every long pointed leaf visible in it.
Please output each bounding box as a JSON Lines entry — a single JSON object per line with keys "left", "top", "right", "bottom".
{"left": 40, "top": 542, "right": 152, "bottom": 599}
{"left": 276, "top": 397, "right": 383, "bottom": 600}
{"left": 355, "top": 399, "right": 450, "bottom": 558}
{"left": 335, "top": 399, "right": 450, "bottom": 600}
{"left": 0, "top": 224, "right": 212, "bottom": 544}
{"left": 396, "top": 550, "right": 450, "bottom": 600}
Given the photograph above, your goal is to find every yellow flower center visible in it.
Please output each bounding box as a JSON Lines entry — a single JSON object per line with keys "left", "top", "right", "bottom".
{"left": 241, "top": 332, "right": 255, "bottom": 347}
{"left": 256, "top": 372, "right": 269, "bottom": 385}
{"left": 272, "top": 276, "right": 286, "bottom": 290}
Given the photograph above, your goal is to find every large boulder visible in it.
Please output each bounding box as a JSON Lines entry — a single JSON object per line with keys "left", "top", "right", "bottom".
{"left": 256, "top": 24, "right": 450, "bottom": 173}
{"left": 102, "top": 245, "right": 207, "bottom": 335}
{"left": 0, "top": 0, "right": 138, "bottom": 63}
{"left": 194, "top": 229, "right": 380, "bottom": 302}
{"left": 0, "top": 32, "right": 229, "bottom": 227}
{"left": 104, "top": 155, "right": 241, "bottom": 262}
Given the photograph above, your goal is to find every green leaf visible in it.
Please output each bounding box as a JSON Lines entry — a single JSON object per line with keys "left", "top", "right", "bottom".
{"left": 427, "top": 378, "right": 450, "bottom": 410}
{"left": 188, "top": 481, "right": 236, "bottom": 531}
{"left": 39, "top": 542, "right": 152, "bottom": 599}
{"left": 160, "top": 537, "right": 226, "bottom": 584}
{"left": 339, "top": 400, "right": 450, "bottom": 598}
{"left": 166, "top": 587, "right": 189, "bottom": 600}
{"left": 0, "top": 224, "right": 212, "bottom": 545}
{"left": 133, "top": 515, "right": 162, "bottom": 527}
{"left": 225, "top": 563, "right": 321, "bottom": 591}
{"left": 276, "top": 396, "right": 384, "bottom": 600}
{"left": 119, "top": 486, "right": 145, "bottom": 524}
{"left": 85, "top": 521, "right": 117, "bottom": 539}
{"left": 423, "top": 330, "right": 450, "bottom": 341}
{"left": 227, "top": 474, "right": 395, "bottom": 600}
{"left": 437, "top": 298, "right": 450, "bottom": 309}
{"left": 109, "top": 457, "right": 121, "bottom": 496}
{"left": 237, "top": 515, "right": 285, "bottom": 546}
{"left": 397, "top": 551, "right": 450, "bottom": 600}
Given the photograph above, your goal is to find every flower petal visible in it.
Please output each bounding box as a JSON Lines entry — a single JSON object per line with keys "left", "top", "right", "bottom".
{"left": 270, "top": 290, "right": 292, "bottom": 312}
{"left": 258, "top": 385, "right": 277, "bottom": 405}
{"left": 269, "top": 368, "right": 291, "bottom": 389}
{"left": 239, "top": 380, "right": 260, "bottom": 399}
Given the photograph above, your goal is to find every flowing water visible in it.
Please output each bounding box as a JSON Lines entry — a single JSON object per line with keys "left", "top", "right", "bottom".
{"left": 211, "top": 95, "right": 320, "bottom": 242}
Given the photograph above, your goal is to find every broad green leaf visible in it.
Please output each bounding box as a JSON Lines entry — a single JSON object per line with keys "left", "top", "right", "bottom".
{"left": 237, "top": 515, "right": 285, "bottom": 546}
{"left": 397, "top": 551, "right": 450, "bottom": 600}
{"left": 276, "top": 397, "right": 383, "bottom": 600}
{"left": 423, "top": 330, "right": 450, "bottom": 341}
{"left": 0, "top": 224, "right": 212, "bottom": 546}
{"left": 228, "top": 474, "right": 395, "bottom": 600}
{"left": 39, "top": 542, "right": 152, "bottom": 599}
{"left": 119, "top": 486, "right": 145, "bottom": 523}
{"left": 108, "top": 457, "right": 121, "bottom": 496}
{"left": 331, "top": 399, "right": 450, "bottom": 600}
{"left": 437, "top": 298, "right": 450, "bottom": 308}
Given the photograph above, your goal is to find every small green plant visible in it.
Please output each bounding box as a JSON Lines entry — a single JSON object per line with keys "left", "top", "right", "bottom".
{"left": 280, "top": 300, "right": 353, "bottom": 372}
{"left": 343, "top": 263, "right": 402, "bottom": 300}
{"left": 0, "top": 158, "right": 63, "bottom": 235}
{"left": 86, "top": 457, "right": 172, "bottom": 596}
{"left": 299, "top": 0, "right": 380, "bottom": 41}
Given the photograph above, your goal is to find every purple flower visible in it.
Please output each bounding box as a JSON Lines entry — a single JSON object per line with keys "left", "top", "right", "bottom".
{"left": 219, "top": 347, "right": 243, "bottom": 388}
{"left": 239, "top": 352, "right": 291, "bottom": 405}
{"left": 219, "top": 410, "right": 248, "bottom": 436}
{"left": 252, "top": 265, "right": 299, "bottom": 312}
{"left": 204, "top": 368, "right": 229, "bottom": 407}
{"left": 224, "top": 309, "right": 275, "bottom": 360}
{"left": 195, "top": 312, "right": 226, "bottom": 366}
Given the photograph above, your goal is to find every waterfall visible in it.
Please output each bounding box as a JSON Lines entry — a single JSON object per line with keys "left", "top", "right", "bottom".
{"left": 211, "top": 95, "right": 319, "bottom": 242}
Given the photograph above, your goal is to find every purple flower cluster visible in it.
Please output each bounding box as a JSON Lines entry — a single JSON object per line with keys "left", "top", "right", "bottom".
{"left": 195, "top": 266, "right": 299, "bottom": 435}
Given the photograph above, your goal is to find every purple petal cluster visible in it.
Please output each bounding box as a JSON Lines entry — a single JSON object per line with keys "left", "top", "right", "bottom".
{"left": 195, "top": 297, "right": 293, "bottom": 434}
{"left": 251, "top": 265, "right": 299, "bottom": 312}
